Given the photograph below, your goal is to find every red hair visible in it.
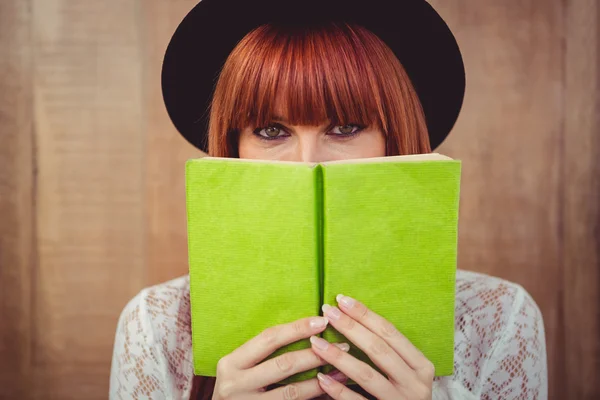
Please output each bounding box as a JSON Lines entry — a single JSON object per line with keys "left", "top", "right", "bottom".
{"left": 193, "top": 21, "right": 430, "bottom": 399}
{"left": 207, "top": 22, "right": 430, "bottom": 157}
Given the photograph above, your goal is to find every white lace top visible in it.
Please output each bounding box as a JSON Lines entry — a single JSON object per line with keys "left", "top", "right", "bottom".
{"left": 109, "top": 270, "right": 548, "bottom": 400}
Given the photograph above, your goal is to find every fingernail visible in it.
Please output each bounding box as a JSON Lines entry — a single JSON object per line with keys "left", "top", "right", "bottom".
{"left": 336, "top": 294, "right": 355, "bottom": 309}
{"left": 317, "top": 372, "right": 334, "bottom": 386}
{"left": 309, "top": 317, "right": 328, "bottom": 329}
{"left": 309, "top": 335, "right": 329, "bottom": 351}
{"left": 328, "top": 370, "right": 347, "bottom": 382}
{"left": 333, "top": 342, "right": 350, "bottom": 352}
{"left": 322, "top": 304, "right": 341, "bottom": 320}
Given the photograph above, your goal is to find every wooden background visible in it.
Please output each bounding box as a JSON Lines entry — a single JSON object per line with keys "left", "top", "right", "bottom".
{"left": 0, "top": 0, "right": 598, "bottom": 398}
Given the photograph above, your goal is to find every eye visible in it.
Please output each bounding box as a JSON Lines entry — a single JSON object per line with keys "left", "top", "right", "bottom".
{"left": 263, "top": 126, "right": 281, "bottom": 137}
{"left": 330, "top": 124, "right": 363, "bottom": 136}
{"left": 252, "top": 124, "right": 288, "bottom": 140}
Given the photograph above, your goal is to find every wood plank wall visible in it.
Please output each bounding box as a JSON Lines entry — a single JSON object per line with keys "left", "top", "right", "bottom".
{"left": 0, "top": 0, "right": 597, "bottom": 398}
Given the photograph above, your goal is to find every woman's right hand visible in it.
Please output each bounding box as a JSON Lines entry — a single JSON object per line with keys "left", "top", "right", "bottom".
{"left": 212, "top": 316, "right": 349, "bottom": 399}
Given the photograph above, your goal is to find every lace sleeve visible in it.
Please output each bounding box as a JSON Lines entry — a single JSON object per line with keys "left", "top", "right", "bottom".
{"left": 478, "top": 284, "right": 548, "bottom": 400}
{"left": 109, "top": 291, "right": 170, "bottom": 400}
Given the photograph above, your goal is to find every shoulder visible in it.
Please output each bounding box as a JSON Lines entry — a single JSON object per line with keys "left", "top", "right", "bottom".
{"left": 110, "top": 275, "right": 194, "bottom": 400}
{"left": 454, "top": 269, "right": 544, "bottom": 323}
{"left": 126, "top": 274, "right": 192, "bottom": 324}
{"left": 453, "top": 269, "right": 546, "bottom": 350}
{"left": 131, "top": 274, "right": 191, "bottom": 306}
{"left": 434, "top": 270, "right": 547, "bottom": 399}
{"left": 115, "top": 275, "right": 192, "bottom": 346}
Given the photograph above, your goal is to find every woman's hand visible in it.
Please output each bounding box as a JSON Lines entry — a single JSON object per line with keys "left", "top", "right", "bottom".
{"left": 212, "top": 316, "right": 350, "bottom": 400}
{"left": 310, "top": 295, "right": 435, "bottom": 400}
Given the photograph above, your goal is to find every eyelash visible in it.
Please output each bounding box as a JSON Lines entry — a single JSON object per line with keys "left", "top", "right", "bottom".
{"left": 252, "top": 123, "right": 365, "bottom": 141}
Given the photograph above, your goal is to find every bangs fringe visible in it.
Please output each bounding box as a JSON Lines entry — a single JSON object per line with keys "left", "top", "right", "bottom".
{"left": 208, "top": 21, "right": 430, "bottom": 157}
{"left": 230, "top": 23, "right": 384, "bottom": 130}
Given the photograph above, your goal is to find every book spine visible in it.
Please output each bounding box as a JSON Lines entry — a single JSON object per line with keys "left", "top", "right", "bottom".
{"left": 315, "top": 165, "right": 324, "bottom": 316}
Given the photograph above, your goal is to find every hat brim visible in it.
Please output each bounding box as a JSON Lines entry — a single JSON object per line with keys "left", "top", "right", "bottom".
{"left": 161, "top": 0, "right": 466, "bottom": 152}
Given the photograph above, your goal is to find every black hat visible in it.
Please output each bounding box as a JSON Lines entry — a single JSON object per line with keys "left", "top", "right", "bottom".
{"left": 161, "top": 0, "right": 465, "bottom": 152}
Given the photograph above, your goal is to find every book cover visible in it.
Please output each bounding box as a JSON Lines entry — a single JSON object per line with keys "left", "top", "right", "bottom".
{"left": 185, "top": 154, "right": 461, "bottom": 383}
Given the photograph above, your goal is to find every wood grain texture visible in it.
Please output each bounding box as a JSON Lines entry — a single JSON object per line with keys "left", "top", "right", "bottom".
{"left": 430, "top": 0, "right": 565, "bottom": 397}
{"left": 141, "top": 0, "right": 204, "bottom": 286}
{"left": 563, "top": 0, "right": 600, "bottom": 398}
{"left": 0, "top": 1, "right": 34, "bottom": 399}
{"left": 31, "top": 0, "right": 145, "bottom": 398}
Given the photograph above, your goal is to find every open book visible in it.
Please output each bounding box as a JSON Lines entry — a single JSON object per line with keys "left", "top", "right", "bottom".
{"left": 186, "top": 153, "right": 461, "bottom": 384}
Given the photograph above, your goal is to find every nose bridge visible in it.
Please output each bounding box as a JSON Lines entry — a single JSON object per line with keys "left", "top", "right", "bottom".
{"left": 297, "top": 131, "right": 322, "bottom": 163}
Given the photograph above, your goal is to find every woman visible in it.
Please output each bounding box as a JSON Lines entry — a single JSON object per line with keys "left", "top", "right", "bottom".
{"left": 110, "top": 0, "right": 548, "bottom": 399}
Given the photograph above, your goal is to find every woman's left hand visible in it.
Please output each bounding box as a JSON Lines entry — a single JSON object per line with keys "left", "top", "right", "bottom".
{"left": 309, "top": 295, "right": 435, "bottom": 400}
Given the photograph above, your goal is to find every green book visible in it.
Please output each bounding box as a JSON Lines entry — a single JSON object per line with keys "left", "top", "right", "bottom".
{"left": 186, "top": 153, "right": 461, "bottom": 385}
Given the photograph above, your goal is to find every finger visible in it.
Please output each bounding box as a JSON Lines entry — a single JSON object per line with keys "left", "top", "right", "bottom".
{"left": 327, "top": 369, "right": 349, "bottom": 384}
{"left": 316, "top": 372, "right": 368, "bottom": 400}
{"left": 263, "top": 369, "right": 348, "bottom": 391}
{"left": 260, "top": 372, "right": 348, "bottom": 400}
{"left": 322, "top": 303, "right": 416, "bottom": 385}
{"left": 336, "top": 295, "right": 435, "bottom": 381}
{"left": 309, "top": 335, "right": 396, "bottom": 398}
{"left": 245, "top": 343, "right": 350, "bottom": 389}
{"left": 231, "top": 316, "right": 329, "bottom": 369}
